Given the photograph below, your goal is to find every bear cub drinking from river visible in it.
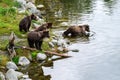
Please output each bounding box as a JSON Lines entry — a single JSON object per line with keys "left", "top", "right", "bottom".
{"left": 27, "top": 30, "right": 50, "bottom": 50}
{"left": 19, "top": 14, "right": 37, "bottom": 32}
{"left": 63, "top": 24, "right": 90, "bottom": 37}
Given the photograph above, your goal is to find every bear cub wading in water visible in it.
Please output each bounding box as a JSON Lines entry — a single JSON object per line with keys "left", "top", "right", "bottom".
{"left": 63, "top": 24, "right": 90, "bottom": 37}
{"left": 19, "top": 14, "right": 37, "bottom": 32}
{"left": 27, "top": 30, "right": 50, "bottom": 50}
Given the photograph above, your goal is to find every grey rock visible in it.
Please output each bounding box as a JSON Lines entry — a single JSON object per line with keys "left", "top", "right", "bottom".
{"left": 18, "top": 56, "right": 30, "bottom": 66}
{"left": 6, "top": 69, "right": 23, "bottom": 80}
{"left": 6, "top": 61, "right": 18, "bottom": 70}
{"left": 57, "top": 47, "right": 64, "bottom": 52}
{"left": 37, "top": 53, "right": 47, "bottom": 61}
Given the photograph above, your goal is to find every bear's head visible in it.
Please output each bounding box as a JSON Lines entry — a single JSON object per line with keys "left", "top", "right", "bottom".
{"left": 47, "top": 22, "right": 52, "bottom": 28}
{"left": 42, "top": 30, "right": 50, "bottom": 38}
{"left": 82, "top": 24, "right": 90, "bottom": 32}
{"left": 79, "top": 24, "right": 90, "bottom": 36}
{"left": 31, "top": 14, "right": 37, "bottom": 20}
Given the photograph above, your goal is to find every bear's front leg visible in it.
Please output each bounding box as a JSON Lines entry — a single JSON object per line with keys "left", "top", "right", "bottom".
{"left": 35, "top": 41, "right": 43, "bottom": 50}
{"left": 28, "top": 39, "right": 35, "bottom": 48}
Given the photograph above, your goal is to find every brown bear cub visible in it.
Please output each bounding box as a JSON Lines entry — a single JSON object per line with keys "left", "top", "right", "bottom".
{"left": 63, "top": 24, "right": 90, "bottom": 37}
{"left": 19, "top": 14, "right": 37, "bottom": 32}
{"left": 34, "top": 22, "right": 52, "bottom": 31}
{"left": 27, "top": 30, "right": 50, "bottom": 50}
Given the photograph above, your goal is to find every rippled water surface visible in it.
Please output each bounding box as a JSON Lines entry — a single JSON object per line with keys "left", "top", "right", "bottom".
{"left": 36, "top": 0, "right": 120, "bottom": 80}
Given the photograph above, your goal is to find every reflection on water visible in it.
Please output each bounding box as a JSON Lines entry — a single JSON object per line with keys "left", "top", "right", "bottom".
{"left": 35, "top": 0, "right": 120, "bottom": 80}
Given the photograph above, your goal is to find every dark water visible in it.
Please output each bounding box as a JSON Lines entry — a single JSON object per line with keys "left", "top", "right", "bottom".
{"left": 36, "top": 0, "right": 120, "bottom": 80}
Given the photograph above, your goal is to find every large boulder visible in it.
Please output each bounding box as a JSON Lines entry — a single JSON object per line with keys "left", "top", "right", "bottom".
{"left": 6, "top": 69, "right": 23, "bottom": 80}
{"left": 6, "top": 61, "right": 18, "bottom": 70}
{"left": 18, "top": 56, "right": 30, "bottom": 66}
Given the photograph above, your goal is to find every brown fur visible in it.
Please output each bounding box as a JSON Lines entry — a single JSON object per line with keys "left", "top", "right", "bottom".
{"left": 27, "top": 30, "right": 50, "bottom": 50}
{"left": 19, "top": 14, "right": 37, "bottom": 32}
{"left": 63, "top": 24, "right": 90, "bottom": 37}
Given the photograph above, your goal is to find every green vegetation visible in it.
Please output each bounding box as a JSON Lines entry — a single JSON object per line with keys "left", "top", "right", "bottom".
{"left": 0, "top": 0, "right": 26, "bottom": 51}
{"left": 0, "top": 0, "right": 25, "bottom": 37}
{"left": 0, "top": 54, "right": 9, "bottom": 66}
{"left": 12, "top": 56, "right": 19, "bottom": 64}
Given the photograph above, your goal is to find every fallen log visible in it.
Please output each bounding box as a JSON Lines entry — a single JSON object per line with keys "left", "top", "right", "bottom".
{"left": 44, "top": 51, "right": 72, "bottom": 58}
{"left": 20, "top": 46, "right": 72, "bottom": 57}
{"left": 21, "top": 46, "right": 37, "bottom": 51}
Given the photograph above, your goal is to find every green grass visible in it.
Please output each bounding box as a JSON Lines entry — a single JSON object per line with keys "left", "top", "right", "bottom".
{"left": 0, "top": 40, "right": 8, "bottom": 50}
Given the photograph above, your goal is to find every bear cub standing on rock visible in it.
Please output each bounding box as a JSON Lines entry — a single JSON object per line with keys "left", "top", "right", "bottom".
{"left": 63, "top": 24, "right": 90, "bottom": 37}
{"left": 19, "top": 14, "right": 37, "bottom": 32}
{"left": 27, "top": 30, "right": 50, "bottom": 50}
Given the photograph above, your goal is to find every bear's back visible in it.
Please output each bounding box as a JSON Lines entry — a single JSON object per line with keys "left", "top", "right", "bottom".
{"left": 28, "top": 31, "right": 40, "bottom": 41}
{"left": 70, "top": 26, "right": 83, "bottom": 33}
{"left": 19, "top": 16, "right": 31, "bottom": 26}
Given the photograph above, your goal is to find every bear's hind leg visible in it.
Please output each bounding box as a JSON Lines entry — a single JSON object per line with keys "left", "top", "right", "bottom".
{"left": 39, "top": 41, "right": 43, "bottom": 50}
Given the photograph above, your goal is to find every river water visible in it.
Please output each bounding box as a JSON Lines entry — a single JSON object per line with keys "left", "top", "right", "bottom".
{"left": 36, "top": 0, "right": 120, "bottom": 80}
